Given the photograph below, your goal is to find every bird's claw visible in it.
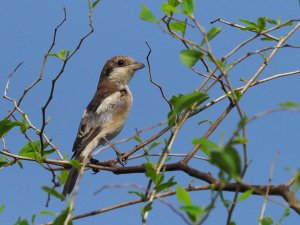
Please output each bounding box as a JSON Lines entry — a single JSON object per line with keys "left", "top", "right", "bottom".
{"left": 116, "top": 153, "right": 127, "bottom": 167}
{"left": 90, "top": 158, "right": 101, "bottom": 174}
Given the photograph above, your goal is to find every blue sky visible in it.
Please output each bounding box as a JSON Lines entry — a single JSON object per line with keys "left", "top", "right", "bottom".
{"left": 1, "top": 0, "right": 300, "bottom": 224}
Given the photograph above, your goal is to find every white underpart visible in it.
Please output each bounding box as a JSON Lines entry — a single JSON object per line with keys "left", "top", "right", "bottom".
{"left": 96, "top": 91, "right": 122, "bottom": 114}
{"left": 81, "top": 86, "right": 132, "bottom": 159}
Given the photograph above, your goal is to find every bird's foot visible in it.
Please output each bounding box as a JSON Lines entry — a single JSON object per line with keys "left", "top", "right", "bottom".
{"left": 90, "top": 158, "right": 101, "bottom": 174}
{"left": 102, "top": 137, "right": 128, "bottom": 167}
{"left": 116, "top": 153, "right": 127, "bottom": 167}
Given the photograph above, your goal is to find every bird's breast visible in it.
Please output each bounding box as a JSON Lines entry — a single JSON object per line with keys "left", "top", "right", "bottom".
{"left": 95, "top": 86, "right": 132, "bottom": 138}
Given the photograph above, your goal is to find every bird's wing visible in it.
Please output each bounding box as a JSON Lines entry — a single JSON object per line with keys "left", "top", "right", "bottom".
{"left": 71, "top": 86, "right": 119, "bottom": 159}
{"left": 71, "top": 110, "right": 102, "bottom": 159}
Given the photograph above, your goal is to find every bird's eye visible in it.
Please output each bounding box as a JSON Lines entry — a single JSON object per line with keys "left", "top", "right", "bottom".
{"left": 117, "top": 60, "right": 124, "bottom": 66}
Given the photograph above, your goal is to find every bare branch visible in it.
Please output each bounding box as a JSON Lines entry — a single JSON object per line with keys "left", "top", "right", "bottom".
{"left": 92, "top": 121, "right": 166, "bottom": 156}
{"left": 259, "top": 152, "right": 280, "bottom": 224}
{"left": 93, "top": 183, "right": 192, "bottom": 225}
{"left": 145, "top": 42, "right": 172, "bottom": 109}
{"left": 241, "top": 21, "right": 300, "bottom": 94}
{"left": 39, "top": 5, "right": 95, "bottom": 154}
{"left": 7, "top": 8, "right": 67, "bottom": 118}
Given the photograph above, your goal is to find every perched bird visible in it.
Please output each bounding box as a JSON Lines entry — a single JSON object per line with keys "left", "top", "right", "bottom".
{"left": 63, "top": 56, "right": 145, "bottom": 195}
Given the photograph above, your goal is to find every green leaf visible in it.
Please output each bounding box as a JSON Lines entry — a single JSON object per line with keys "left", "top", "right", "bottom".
{"left": 239, "top": 77, "right": 247, "bottom": 82}
{"left": 265, "top": 18, "right": 277, "bottom": 25}
{"left": 278, "top": 208, "right": 290, "bottom": 224}
{"left": 237, "top": 116, "right": 248, "bottom": 130}
{"left": 180, "top": 49, "right": 204, "bottom": 67}
{"left": 232, "top": 136, "right": 247, "bottom": 145}
{"left": 161, "top": 2, "right": 179, "bottom": 16}
{"left": 42, "top": 186, "right": 66, "bottom": 201}
{"left": 48, "top": 49, "right": 68, "bottom": 61}
{"left": 58, "top": 170, "right": 68, "bottom": 184}
{"left": 144, "top": 161, "right": 156, "bottom": 180}
{"left": 156, "top": 176, "right": 177, "bottom": 193}
{"left": 277, "top": 17, "right": 281, "bottom": 25}
{"left": 40, "top": 210, "right": 57, "bottom": 217}
{"left": 279, "top": 101, "right": 300, "bottom": 108}
{"left": 233, "top": 90, "right": 242, "bottom": 101}
{"left": 17, "top": 160, "right": 23, "bottom": 169}
{"left": 149, "top": 141, "right": 162, "bottom": 150}
{"left": 144, "top": 161, "right": 163, "bottom": 185}
{"left": 197, "top": 119, "right": 213, "bottom": 126}
{"left": 210, "top": 146, "right": 242, "bottom": 178}
{"left": 239, "top": 19, "right": 257, "bottom": 28}
{"left": 168, "top": 0, "right": 180, "bottom": 7}
{"left": 142, "top": 202, "right": 153, "bottom": 214}
{"left": 171, "top": 92, "right": 208, "bottom": 114}
{"left": 128, "top": 190, "right": 145, "bottom": 199}
{"left": 53, "top": 207, "right": 73, "bottom": 225}
{"left": 180, "top": 205, "right": 203, "bottom": 222}
{"left": 292, "top": 169, "right": 300, "bottom": 194}
{"left": 239, "top": 18, "right": 258, "bottom": 31}
{"left": 44, "top": 149, "right": 55, "bottom": 155}
{"left": 260, "top": 216, "right": 273, "bottom": 225}
{"left": 0, "top": 204, "right": 5, "bottom": 214}
{"left": 284, "top": 21, "right": 293, "bottom": 27}
{"left": 238, "top": 188, "right": 253, "bottom": 201}
{"left": 19, "top": 140, "right": 43, "bottom": 159}
{"left": 92, "top": 0, "right": 101, "bottom": 9}
{"left": 13, "top": 218, "right": 29, "bottom": 225}
{"left": 0, "top": 119, "right": 24, "bottom": 138}
{"left": 0, "top": 157, "right": 8, "bottom": 168}
{"left": 176, "top": 185, "right": 192, "bottom": 206}
{"left": 168, "top": 92, "right": 209, "bottom": 126}
{"left": 181, "top": 0, "right": 194, "bottom": 16}
{"left": 161, "top": 2, "right": 172, "bottom": 16}
{"left": 69, "top": 159, "right": 81, "bottom": 169}
{"left": 201, "top": 26, "right": 222, "bottom": 45}
{"left": 169, "top": 21, "right": 186, "bottom": 33}
{"left": 31, "top": 214, "right": 36, "bottom": 224}
{"left": 260, "top": 37, "right": 274, "bottom": 42}
{"left": 134, "top": 134, "right": 143, "bottom": 144}
{"left": 20, "top": 113, "right": 28, "bottom": 133}
{"left": 214, "top": 58, "right": 227, "bottom": 70}
{"left": 192, "top": 138, "right": 219, "bottom": 156}
{"left": 241, "top": 27, "right": 257, "bottom": 31}
{"left": 140, "top": 5, "right": 159, "bottom": 24}
{"left": 257, "top": 17, "right": 266, "bottom": 31}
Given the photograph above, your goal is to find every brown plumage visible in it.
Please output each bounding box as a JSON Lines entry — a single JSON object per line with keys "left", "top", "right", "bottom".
{"left": 63, "top": 56, "right": 144, "bottom": 195}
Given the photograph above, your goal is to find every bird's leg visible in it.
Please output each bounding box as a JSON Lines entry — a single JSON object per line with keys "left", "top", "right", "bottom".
{"left": 103, "top": 137, "right": 127, "bottom": 167}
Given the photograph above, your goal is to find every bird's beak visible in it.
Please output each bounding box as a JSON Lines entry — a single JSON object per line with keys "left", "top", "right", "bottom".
{"left": 131, "top": 61, "right": 145, "bottom": 71}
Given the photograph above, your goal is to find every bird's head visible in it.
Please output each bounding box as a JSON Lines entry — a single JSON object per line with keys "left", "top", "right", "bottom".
{"left": 100, "top": 56, "right": 145, "bottom": 86}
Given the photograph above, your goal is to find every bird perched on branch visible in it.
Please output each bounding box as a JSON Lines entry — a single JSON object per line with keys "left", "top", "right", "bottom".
{"left": 63, "top": 56, "right": 145, "bottom": 195}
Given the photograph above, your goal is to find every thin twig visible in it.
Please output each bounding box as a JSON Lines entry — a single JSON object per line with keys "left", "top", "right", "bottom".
{"left": 211, "top": 17, "right": 279, "bottom": 41}
{"left": 145, "top": 42, "right": 172, "bottom": 109}
{"left": 241, "top": 22, "right": 300, "bottom": 95}
{"left": 39, "top": 5, "right": 95, "bottom": 154}
{"left": 127, "top": 153, "right": 208, "bottom": 161}
{"left": 258, "top": 152, "right": 280, "bottom": 224}
{"left": 93, "top": 183, "right": 192, "bottom": 225}
{"left": 7, "top": 8, "right": 67, "bottom": 118}
{"left": 92, "top": 121, "right": 166, "bottom": 156}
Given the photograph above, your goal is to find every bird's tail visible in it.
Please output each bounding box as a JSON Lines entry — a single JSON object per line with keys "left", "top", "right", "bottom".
{"left": 63, "top": 167, "right": 79, "bottom": 196}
